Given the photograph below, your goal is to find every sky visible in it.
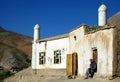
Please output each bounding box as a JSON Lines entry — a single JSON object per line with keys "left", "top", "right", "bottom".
{"left": 0, "top": 0, "right": 120, "bottom": 38}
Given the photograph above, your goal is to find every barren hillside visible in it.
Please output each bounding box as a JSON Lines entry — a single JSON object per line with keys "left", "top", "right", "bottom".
{"left": 0, "top": 27, "right": 32, "bottom": 69}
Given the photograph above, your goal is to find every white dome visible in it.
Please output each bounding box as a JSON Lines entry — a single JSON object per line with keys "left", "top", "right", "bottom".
{"left": 34, "top": 24, "right": 40, "bottom": 29}
{"left": 98, "top": 4, "right": 107, "bottom": 11}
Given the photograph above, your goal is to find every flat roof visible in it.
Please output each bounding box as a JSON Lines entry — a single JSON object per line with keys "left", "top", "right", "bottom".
{"left": 37, "top": 34, "right": 69, "bottom": 42}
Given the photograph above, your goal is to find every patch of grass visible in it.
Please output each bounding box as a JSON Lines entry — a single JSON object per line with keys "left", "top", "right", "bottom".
{"left": 0, "top": 69, "right": 12, "bottom": 81}
{"left": 0, "top": 32, "right": 11, "bottom": 36}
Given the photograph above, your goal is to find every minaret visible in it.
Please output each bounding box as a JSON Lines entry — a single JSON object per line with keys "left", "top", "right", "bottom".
{"left": 34, "top": 24, "right": 40, "bottom": 42}
{"left": 98, "top": 4, "right": 107, "bottom": 26}
{"left": 32, "top": 24, "right": 40, "bottom": 69}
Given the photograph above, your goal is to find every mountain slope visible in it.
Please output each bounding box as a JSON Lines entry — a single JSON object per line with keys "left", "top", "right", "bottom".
{"left": 0, "top": 27, "right": 32, "bottom": 69}
{"left": 0, "top": 42, "right": 30, "bottom": 69}
{"left": 108, "top": 11, "right": 120, "bottom": 27}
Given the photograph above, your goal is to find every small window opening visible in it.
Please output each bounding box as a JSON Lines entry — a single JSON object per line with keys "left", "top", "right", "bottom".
{"left": 39, "top": 52, "right": 46, "bottom": 64}
{"left": 54, "top": 50, "right": 61, "bottom": 64}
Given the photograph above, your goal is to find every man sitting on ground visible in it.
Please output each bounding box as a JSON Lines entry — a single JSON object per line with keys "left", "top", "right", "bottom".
{"left": 85, "top": 59, "right": 97, "bottom": 79}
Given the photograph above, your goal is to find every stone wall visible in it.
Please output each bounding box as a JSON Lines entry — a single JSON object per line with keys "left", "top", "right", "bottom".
{"left": 69, "top": 25, "right": 116, "bottom": 77}
{"left": 116, "top": 26, "right": 120, "bottom": 76}
{"left": 85, "top": 25, "right": 119, "bottom": 77}
{"left": 85, "top": 24, "right": 120, "bottom": 76}
{"left": 107, "top": 12, "right": 120, "bottom": 76}
{"left": 4, "top": 67, "right": 66, "bottom": 82}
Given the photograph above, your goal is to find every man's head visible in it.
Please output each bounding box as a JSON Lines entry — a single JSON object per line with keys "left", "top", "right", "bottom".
{"left": 89, "top": 59, "right": 93, "bottom": 62}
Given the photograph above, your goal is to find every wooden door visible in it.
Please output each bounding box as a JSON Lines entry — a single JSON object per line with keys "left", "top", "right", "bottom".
{"left": 66, "top": 53, "right": 78, "bottom": 76}
{"left": 72, "top": 52, "right": 78, "bottom": 76}
{"left": 93, "top": 49, "right": 98, "bottom": 64}
{"left": 66, "top": 54, "right": 72, "bottom": 75}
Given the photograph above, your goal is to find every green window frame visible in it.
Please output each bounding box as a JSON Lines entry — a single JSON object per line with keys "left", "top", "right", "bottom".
{"left": 54, "top": 50, "right": 61, "bottom": 64}
{"left": 39, "top": 52, "right": 46, "bottom": 65}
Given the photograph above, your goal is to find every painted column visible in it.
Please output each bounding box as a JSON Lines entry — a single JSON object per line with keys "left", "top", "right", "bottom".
{"left": 32, "top": 24, "right": 40, "bottom": 69}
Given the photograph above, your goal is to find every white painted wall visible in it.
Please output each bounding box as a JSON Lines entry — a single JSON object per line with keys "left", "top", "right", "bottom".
{"left": 69, "top": 25, "right": 114, "bottom": 77}
{"left": 69, "top": 25, "right": 85, "bottom": 53}
{"left": 36, "top": 37, "right": 69, "bottom": 69}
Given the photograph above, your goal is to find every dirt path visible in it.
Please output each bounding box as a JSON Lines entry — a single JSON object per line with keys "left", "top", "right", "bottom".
{"left": 41, "top": 78, "right": 120, "bottom": 82}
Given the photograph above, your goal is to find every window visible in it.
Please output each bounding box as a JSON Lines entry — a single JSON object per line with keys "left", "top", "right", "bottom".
{"left": 74, "top": 35, "right": 77, "bottom": 41}
{"left": 54, "top": 50, "right": 61, "bottom": 64}
{"left": 39, "top": 52, "right": 46, "bottom": 64}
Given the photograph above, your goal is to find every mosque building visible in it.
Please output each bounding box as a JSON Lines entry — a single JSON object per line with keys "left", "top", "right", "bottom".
{"left": 32, "top": 4, "right": 120, "bottom": 77}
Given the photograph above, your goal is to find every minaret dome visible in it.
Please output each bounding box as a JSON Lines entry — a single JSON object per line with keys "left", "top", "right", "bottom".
{"left": 34, "top": 24, "right": 40, "bottom": 42}
{"left": 98, "top": 4, "right": 107, "bottom": 26}
{"left": 98, "top": 4, "right": 107, "bottom": 11}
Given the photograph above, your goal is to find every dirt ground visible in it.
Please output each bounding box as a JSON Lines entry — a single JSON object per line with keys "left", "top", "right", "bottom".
{"left": 4, "top": 67, "right": 120, "bottom": 82}
{"left": 41, "top": 77, "right": 120, "bottom": 82}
